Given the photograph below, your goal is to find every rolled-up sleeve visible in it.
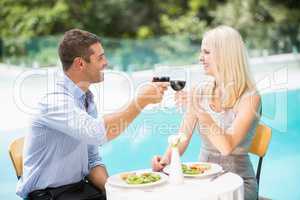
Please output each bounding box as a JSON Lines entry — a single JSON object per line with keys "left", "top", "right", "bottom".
{"left": 88, "top": 145, "right": 105, "bottom": 170}
{"left": 38, "top": 93, "right": 107, "bottom": 145}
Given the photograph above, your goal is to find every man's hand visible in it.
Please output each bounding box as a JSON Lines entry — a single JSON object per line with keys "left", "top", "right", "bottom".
{"left": 136, "top": 82, "right": 169, "bottom": 108}
{"left": 88, "top": 165, "right": 108, "bottom": 192}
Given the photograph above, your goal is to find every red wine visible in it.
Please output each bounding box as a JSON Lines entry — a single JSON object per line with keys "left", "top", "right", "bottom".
{"left": 170, "top": 80, "right": 186, "bottom": 91}
{"left": 152, "top": 76, "right": 170, "bottom": 82}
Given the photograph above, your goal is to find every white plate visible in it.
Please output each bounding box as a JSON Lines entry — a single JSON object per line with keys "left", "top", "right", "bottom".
{"left": 163, "top": 162, "right": 222, "bottom": 178}
{"left": 107, "top": 171, "right": 168, "bottom": 188}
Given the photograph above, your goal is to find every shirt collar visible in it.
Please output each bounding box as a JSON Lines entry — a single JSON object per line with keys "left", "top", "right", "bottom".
{"left": 62, "top": 73, "right": 86, "bottom": 100}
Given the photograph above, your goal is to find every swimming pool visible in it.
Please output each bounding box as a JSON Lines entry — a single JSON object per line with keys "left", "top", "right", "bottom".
{"left": 1, "top": 89, "right": 299, "bottom": 199}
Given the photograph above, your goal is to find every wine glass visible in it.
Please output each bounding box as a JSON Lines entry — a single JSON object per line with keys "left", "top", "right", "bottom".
{"left": 152, "top": 64, "right": 171, "bottom": 82}
{"left": 152, "top": 64, "right": 171, "bottom": 110}
{"left": 170, "top": 72, "right": 186, "bottom": 92}
{"left": 152, "top": 65, "right": 187, "bottom": 111}
{"left": 169, "top": 67, "right": 187, "bottom": 112}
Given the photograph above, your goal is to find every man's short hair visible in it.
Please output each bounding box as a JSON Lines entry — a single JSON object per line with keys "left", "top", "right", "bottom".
{"left": 58, "top": 29, "right": 101, "bottom": 71}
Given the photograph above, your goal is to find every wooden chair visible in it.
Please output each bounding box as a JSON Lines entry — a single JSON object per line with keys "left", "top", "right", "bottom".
{"left": 8, "top": 137, "right": 24, "bottom": 179}
{"left": 249, "top": 124, "right": 272, "bottom": 199}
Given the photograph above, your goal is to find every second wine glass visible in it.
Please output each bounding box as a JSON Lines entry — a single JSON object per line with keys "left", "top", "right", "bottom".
{"left": 170, "top": 67, "right": 187, "bottom": 112}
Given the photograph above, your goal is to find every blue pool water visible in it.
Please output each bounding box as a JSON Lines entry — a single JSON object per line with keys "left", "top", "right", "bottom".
{"left": 1, "top": 89, "right": 300, "bottom": 199}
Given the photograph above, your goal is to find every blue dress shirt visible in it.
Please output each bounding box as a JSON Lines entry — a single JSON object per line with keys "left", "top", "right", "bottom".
{"left": 16, "top": 72, "right": 107, "bottom": 198}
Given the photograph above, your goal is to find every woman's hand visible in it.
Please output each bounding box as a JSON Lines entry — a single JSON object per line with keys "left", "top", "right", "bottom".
{"left": 151, "top": 155, "right": 168, "bottom": 172}
{"left": 174, "top": 87, "right": 202, "bottom": 112}
{"left": 174, "top": 91, "right": 188, "bottom": 109}
{"left": 177, "top": 86, "right": 205, "bottom": 114}
{"left": 194, "top": 109, "right": 214, "bottom": 130}
{"left": 174, "top": 87, "right": 214, "bottom": 131}
{"left": 189, "top": 86, "right": 214, "bottom": 129}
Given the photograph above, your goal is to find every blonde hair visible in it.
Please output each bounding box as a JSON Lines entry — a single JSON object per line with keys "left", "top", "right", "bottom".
{"left": 202, "top": 25, "right": 256, "bottom": 109}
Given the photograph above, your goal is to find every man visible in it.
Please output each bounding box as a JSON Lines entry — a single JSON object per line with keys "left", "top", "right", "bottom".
{"left": 16, "top": 29, "right": 168, "bottom": 200}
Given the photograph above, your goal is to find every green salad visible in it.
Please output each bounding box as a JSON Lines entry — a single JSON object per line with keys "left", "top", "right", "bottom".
{"left": 182, "top": 163, "right": 211, "bottom": 175}
{"left": 121, "top": 173, "right": 161, "bottom": 185}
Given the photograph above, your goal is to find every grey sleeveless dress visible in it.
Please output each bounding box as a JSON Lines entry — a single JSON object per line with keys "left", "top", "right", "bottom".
{"left": 198, "top": 91, "right": 259, "bottom": 200}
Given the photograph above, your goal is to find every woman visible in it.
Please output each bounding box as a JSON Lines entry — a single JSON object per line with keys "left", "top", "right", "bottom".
{"left": 152, "top": 25, "right": 261, "bottom": 200}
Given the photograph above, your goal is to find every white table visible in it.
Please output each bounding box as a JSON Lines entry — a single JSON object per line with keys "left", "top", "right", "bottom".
{"left": 105, "top": 170, "right": 244, "bottom": 200}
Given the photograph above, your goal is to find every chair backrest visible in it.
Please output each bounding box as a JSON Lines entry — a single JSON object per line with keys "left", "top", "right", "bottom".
{"left": 249, "top": 124, "right": 272, "bottom": 157}
{"left": 8, "top": 137, "right": 24, "bottom": 179}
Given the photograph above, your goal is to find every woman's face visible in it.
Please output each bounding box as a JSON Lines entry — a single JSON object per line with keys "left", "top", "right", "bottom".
{"left": 199, "top": 42, "right": 218, "bottom": 77}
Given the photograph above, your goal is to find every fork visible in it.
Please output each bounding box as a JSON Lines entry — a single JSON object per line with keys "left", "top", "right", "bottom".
{"left": 209, "top": 170, "right": 228, "bottom": 182}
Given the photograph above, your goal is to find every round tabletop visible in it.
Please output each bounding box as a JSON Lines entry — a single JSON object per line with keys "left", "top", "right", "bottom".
{"left": 105, "top": 170, "right": 244, "bottom": 200}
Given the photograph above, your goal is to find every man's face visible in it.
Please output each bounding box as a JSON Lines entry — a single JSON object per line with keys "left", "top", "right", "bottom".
{"left": 83, "top": 42, "right": 107, "bottom": 83}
